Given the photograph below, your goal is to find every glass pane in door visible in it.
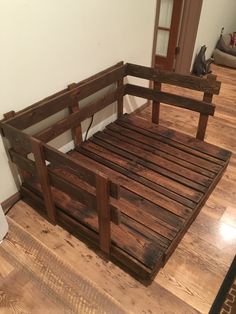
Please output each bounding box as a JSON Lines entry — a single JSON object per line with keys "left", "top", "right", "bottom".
{"left": 156, "top": 30, "right": 170, "bottom": 57}
{"left": 159, "top": 0, "right": 174, "bottom": 28}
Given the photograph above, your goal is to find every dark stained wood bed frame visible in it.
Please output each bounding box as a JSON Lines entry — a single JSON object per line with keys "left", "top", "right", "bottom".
{"left": 0, "top": 62, "right": 231, "bottom": 284}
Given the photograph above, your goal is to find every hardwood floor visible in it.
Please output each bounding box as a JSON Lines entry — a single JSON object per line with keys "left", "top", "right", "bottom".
{"left": 2, "top": 64, "right": 236, "bottom": 314}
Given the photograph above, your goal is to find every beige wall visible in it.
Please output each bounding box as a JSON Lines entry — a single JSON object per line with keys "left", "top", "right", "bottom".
{"left": 192, "top": 0, "right": 236, "bottom": 63}
{"left": 0, "top": 0, "right": 156, "bottom": 202}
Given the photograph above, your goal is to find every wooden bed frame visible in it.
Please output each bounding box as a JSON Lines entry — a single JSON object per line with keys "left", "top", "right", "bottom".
{"left": 0, "top": 62, "right": 231, "bottom": 284}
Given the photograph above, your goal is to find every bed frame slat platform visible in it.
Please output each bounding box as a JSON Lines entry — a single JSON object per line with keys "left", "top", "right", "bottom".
{"left": 0, "top": 61, "right": 231, "bottom": 284}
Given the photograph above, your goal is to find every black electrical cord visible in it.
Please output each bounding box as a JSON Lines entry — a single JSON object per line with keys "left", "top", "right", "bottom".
{"left": 85, "top": 114, "right": 94, "bottom": 141}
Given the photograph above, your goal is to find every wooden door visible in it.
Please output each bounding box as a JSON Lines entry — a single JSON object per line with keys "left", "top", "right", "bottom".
{"left": 155, "top": 0, "right": 183, "bottom": 71}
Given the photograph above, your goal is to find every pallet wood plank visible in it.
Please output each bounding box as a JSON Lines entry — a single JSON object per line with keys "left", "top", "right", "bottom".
{"left": 126, "top": 63, "right": 221, "bottom": 94}
{"left": 96, "top": 174, "right": 111, "bottom": 254}
{"left": 31, "top": 138, "right": 56, "bottom": 224}
{"left": 68, "top": 150, "right": 185, "bottom": 229}
{"left": 5, "top": 63, "right": 126, "bottom": 130}
{"left": 125, "top": 84, "right": 215, "bottom": 115}
{"left": 122, "top": 114, "right": 231, "bottom": 162}
{"left": 22, "top": 180, "right": 165, "bottom": 270}
{"left": 34, "top": 86, "right": 125, "bottom": 143}
{"left": 94, "top": 131, "right": 211, "bottom": 189}
{"left": 77, "top": 145, "right": 193, "bottom": 219}
{"left": 104, "top": 126, "right": 216, "bottom": 179}
{"left": 21, "top": 185, "right": 156, "bottom": 282}
{"left": 83, "top": 140, "right": 203, "bottom": 203}
{"left": 115, "top": 119, "right": 223, "bottom": 172}
{"left": 43, "top": 144, "right": 120, "bottom": 199}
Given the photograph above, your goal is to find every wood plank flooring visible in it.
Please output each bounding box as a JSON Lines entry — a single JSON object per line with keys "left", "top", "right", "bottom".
{"left": 2, "top": 64, "right": 236, "bottom": 313}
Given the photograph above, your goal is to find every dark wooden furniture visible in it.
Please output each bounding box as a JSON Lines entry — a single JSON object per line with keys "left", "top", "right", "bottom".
{"left": 0, "top": 62, "right": 231, "bottom": 284}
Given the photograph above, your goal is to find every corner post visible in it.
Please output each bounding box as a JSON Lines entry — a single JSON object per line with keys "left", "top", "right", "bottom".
{"left": 196, "top": 74, "right": 216, "bottom": 140}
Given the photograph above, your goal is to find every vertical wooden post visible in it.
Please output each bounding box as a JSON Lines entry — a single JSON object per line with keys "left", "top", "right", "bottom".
{"left": 196, "top": 74, "right": 216, "bottom": 140}
{"left": 31, "top": 138, "right": 56, "bottom": 224}
{"left": 117, "top": 62, "right": 124, "bottom": 118}
{"left": 152, "top": 81, "right": 161, "bottom": 124}
{"left": 96, "top": 173, "right": 111, "bottom": 255}
{"left": 3, "top": 111, "right": 30, "bottom": 183}
{"left": 68, "top": 83, "right": 82, "bottom": 147}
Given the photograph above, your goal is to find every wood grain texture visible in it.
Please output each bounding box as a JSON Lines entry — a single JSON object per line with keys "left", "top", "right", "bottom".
{"left": 13, "top": 105, "right": 230, "bottom": 284}
{"left": 4, "top": 62, "right": 126, "bottom": 130}
{"left": 0, "top": 217, "right": 126, "bottom": 314}
{"left": 126, "top": 63, "right": 221, "bottom": 94}
{"left": 4, "top": 64, "right": 235, "bottom": 314}
{"left": 125, "top": 84, "right": 215, "bottom": 115}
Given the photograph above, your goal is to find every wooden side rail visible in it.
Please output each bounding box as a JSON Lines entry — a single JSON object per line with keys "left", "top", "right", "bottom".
{"left": 9, "top": 146, "right": 121, "bottom": 254}
{"left": 3, "top": 62, "right": 126, "bottom": 130}
{"left": 43, "top": 144, "right": 120, "bottom": 199}
{"left": 34, "top": 85, "right": 125, "bottom": 143}
{"left": 126, "top": 63, "right": 220, "bottom": 140}
{"left": 126, "top": 63, "right": 221, "bottom": 94}
{"left": 125, "top": 84, "right": 215, "bottom": 115}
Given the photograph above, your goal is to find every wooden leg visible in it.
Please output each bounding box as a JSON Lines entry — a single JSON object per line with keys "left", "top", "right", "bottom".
{"left": 96, "top": 174, "right": 111, "bottom": 254}
{"left": 196, "top": 113, "right": 208, "bottom": 141}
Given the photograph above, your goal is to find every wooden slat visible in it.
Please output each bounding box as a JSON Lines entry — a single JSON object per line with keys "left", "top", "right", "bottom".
{"left": 78, "top": 145, "right": 192, "bottom": 219}
{"left": 34, "top": 86, "right": 125, "bottom": 143}
{"left": 31, "top": 138, "right": 56, "bottom": 224}
{"left": 114, "top": 121, "right": 222, "bottom": 174}
{"left": 84, "top": 140, "right": 203, "bottom": 204}
{"left": 96, "top": 174, "right": 111, "bottom": 254}
{"left": 23, "top": 179, "right": 166, "bottom": 269}
{"left": 125, "top": 84, "right": 215, "bottom": 116}
{"left": 43, "top": 144, "right": 120, "bottom": 199}
{"left": 104, "top": 126, "right": 216, "bottom": 178}
{"left": 5, "top": 63, "right": 126, "bottom": 130}
{"left": 122, "top": 114, "right": 231, "bottom": 162}
{"left": 69, "top": 150, "right": 185, "bottom": 229}
{"left": 9, "top": 148, "right": 120, "bottom": 225}
{"left": 6, "top": 93, "right": 74, "bottom": 130}
{"left": 94, "top": 131, "right": 211, "bottom": 189}
{"left": 126, "top": 63, "right": 221, "bottom": 94}
{"left": 116, "top": 118, "right": 224, "bottom": 171}
{"left": 21, "top": 185, "right": 155, "bottom": 282}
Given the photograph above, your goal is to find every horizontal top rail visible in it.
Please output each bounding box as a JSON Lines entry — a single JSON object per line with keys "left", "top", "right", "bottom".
{"left": 3, "top": 62, "right": 126, "bottom": 130}
{"left": 126, "top": 63, "right": 221, "bottom": 95}
{"left": 34, "top": 85, "right": 125, "bottom": 143}
{"left": 125, "top": 84, "right": 215, "bottom": 116}
{"left": 9, "top": 148, "right": 120, "bottom": 225}
{"left": 43, "top": 143, "right": 120, "bottom": 199}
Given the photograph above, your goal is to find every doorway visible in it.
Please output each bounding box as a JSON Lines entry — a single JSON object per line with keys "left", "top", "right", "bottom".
{"left": 152, "top": 0, "right": 203, "bottom": 73}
